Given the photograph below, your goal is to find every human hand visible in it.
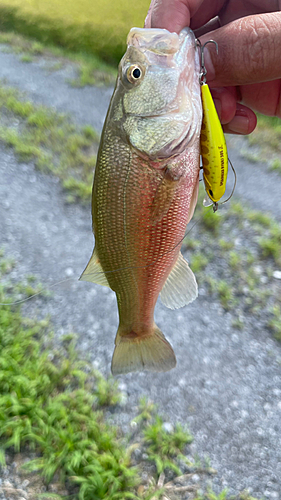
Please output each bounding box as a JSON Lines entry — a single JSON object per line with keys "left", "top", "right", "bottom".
{"left": 145, "top": 0, "right": 281, "bottom": 134}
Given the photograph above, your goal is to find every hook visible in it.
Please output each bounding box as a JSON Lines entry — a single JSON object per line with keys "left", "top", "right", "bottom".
{"left": 196, "top": 39, "right": 218, "bottom": 85}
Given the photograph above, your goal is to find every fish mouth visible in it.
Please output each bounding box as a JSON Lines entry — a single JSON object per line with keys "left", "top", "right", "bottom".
{"left": 127, "top": 28, "right": 180, "bottom": 55}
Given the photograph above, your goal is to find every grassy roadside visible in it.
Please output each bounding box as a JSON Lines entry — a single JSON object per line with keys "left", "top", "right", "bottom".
{"left": 0, "top": 83, "right": 99, "bottom": 203}
{"left": 0, "top": 31, "right": 117, "bottom": 87}
{"left": 185, "top": 187, "right": 281, "bottom": 342}
{"left": 0, "top": 0, "right": 149, "bottom": 64}
{"left": 242, "top": 114, "right": 281, "bottom": 173}
{"left": 1, "top": 252, "right": 239, "bottom": 500}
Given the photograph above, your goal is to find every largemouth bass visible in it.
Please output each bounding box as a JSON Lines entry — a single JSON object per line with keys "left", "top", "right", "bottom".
{"left": 81, "top": 27, "right": 202, "bottom": 375}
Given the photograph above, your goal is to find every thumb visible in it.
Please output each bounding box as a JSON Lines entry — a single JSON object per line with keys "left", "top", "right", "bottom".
{"left": 200, "top": 12, "right": 281, "bottom": 87}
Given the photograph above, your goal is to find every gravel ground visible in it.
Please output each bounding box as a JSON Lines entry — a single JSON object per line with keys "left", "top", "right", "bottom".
{"left": 0, "top": 46, "right": 281, "bottom": 499}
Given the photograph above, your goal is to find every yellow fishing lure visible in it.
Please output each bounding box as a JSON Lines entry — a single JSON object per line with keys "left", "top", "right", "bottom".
{"left": 198, "top": 40, "right": 228, "bottom": 208}
{"left": 200, "top": 83, "right": 228, "bottom": 204}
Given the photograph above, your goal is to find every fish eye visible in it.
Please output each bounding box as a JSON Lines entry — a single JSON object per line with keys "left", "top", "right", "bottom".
{"left": 126, "top": 64, "right": 144, "bottom": 84}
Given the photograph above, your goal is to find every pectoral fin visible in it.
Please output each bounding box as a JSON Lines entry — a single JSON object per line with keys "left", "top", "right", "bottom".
{"left": 160, "top": 252, "right": 197, "bottom": 309}
{"left": 79, "top": 247, "right": 110, "bottom": 287}
{"left": 151, "top": 168, "right": 180, "bottom": 224}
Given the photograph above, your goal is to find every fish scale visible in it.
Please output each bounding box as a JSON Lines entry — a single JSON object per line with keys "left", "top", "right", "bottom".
{"left": 81, "top": 27, "right": 202, "bottom": 375}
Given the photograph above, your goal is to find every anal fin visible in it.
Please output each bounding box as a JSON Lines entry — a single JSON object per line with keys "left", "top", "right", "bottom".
{"left": 160, "top": 252, "right": 197, "bottom": 309}
{"left": 79, "top": 247, "right": 110, "bottom": 287}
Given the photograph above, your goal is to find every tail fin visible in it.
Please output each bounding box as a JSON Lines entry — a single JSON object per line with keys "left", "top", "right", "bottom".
{"left": 111, "top": 325, "right": 176, "bottom": 375}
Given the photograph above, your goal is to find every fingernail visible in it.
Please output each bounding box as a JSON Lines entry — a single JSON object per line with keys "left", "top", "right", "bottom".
{"left": 227, "top": 113, "right": 249, "bottom": 134}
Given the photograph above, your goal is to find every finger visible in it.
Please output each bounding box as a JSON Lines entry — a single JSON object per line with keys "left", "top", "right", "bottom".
{"left": 193, "top": 16, "right": 222, "bottom": 37}
{"left": 144, "top": 0, "right": 156, "bottom": 28}
{"left": 200, "top": 12, "right": 281, "bottom": 87}
{"left": 192, "top": 0, "right": 280, "bottom": 29}
{"left": 223, "top": 104, "right": 257, "bottom": 135}
{"left": 147, "top": 0, "right": 205, "bottom": 33}
{"left": 210, "top": 87, "right": 257, "bottom": 134}
{"left": 210, "top": 87, "right": 237, "bottom": 124}
{"left": 239, "top": 80, "right": 281, "bottom": 118}
{"left": 145, "top": 0, "right": 222, "bottom": 32}
{"left": 189, "top": 0, "right": 225, "bottom": 30}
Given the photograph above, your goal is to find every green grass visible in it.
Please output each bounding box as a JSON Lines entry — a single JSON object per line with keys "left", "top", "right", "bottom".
{"left": 218, "top": 239, "right": 234, "bottom": 251}
{"left": 195, "top": 490, "right": 228, "bottom": 500}
{"left": 241, "top": 150, "right": 260, "bottom": 163}
{"left": 206, "top": 278, "right": 236, "bottom": 311}
{"left": 258, "top": 224, "right": 281, "bottom": 266}
{"left": 228, "top": 251, "right": 240, "bottom": 270}
{"left": 0, "top": 0, "right": 150, "bottom": 64}
{"left": 0, "top": 253, "right": 205, "bottom": 499}
{"left": 195, "top": 489, "right": 260, "bottom": 500}
{"left": 247, "top": 210, "right": 272, "bottom": 228}
{"left": 0, "top": 251, "right": 263, "bottom": 499}
{"left": 201, "top": 208, "right": 222, "bottom": 235}
{"left": 190, "top": 253, "right": 209, "bottom": 273}
{"left": 0, "top": 308, "right": 137, "bottom": 497}
{"left": 248, "top": 114, "right": 281, "bottom": 151}
{"left": 0, "top": 84, "right": 99, "bottom": 203}
{"left": 143, "top": 415, "right": 193, "bottom": 475}
{"left": 20, "top": 53, "right": 32, "bottom": 62}
{"left": 268, "top": 305, "right": 281, "bottom": 341}
{"left": 246, "top": 113, "right": 281, "bottom": 171}
{"left": 0, "top": 31, "right": 117, "bottom": 86}
{"left": 269, "top": 158, "right": 281, "bottom": 173}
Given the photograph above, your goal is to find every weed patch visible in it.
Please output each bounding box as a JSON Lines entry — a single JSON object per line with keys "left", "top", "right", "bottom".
{"left": 0, "top": 83, "right": 98, "bottom": 203}
{"left": 268, "top": 305, "right": 281, "bottom": 341}
{"left": 0, "top": 0, "right": 149, "bottom": 64}
{"left": 0, "top": 253, "right": 222, "bottom": 499}
{"left": 0, "top": 30, "right": 117, "bottom": 86}
{"left": 258, "top": 224, "right": 281, "bottom": 266}
{"left": 246, "top": 113, "right": 281, "bottom": 171}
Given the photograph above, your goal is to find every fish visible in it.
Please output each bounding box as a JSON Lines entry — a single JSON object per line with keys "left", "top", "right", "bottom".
{"left": 80, "top": 27, "right": 202, "bottom": 375}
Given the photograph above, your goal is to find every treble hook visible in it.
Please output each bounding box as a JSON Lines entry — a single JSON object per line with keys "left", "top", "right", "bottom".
{"left": 196, "top": 39, "right": 218, "bottom": 85}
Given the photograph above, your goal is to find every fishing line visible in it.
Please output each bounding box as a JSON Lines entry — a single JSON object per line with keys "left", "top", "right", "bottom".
{"left": 0, "top": 277, "right": 77, "bottom": 306}
{"left": 0, "top": 207, "right": 209, "bottom": 306}
{"left": 1, "top": 158, "right": 236, "bottom": 307}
